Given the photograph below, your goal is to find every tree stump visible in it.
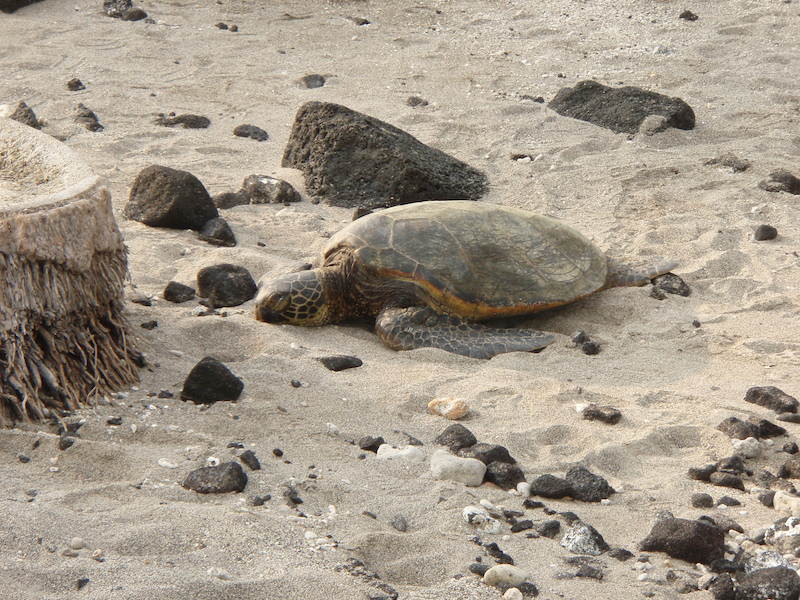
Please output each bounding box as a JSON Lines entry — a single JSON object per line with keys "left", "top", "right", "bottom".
{"left": 0, "top": 117, "right": 139, "bottom": 425}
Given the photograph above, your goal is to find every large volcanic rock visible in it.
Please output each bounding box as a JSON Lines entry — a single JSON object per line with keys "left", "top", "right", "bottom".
{"left": 548, "top": 80, "right": 696, "bottom": 135}
{"left": 281, "top": 101, "right": 487, "bottom": 209}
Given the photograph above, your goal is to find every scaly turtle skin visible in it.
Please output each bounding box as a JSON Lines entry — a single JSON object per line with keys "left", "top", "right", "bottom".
{"left": 255, "top": 201, "right": 676, "bottom": 358}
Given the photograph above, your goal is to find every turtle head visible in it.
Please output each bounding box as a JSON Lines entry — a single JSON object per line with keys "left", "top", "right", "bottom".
{"left": 255, "top": 269, "right": 334, "bottom": 326}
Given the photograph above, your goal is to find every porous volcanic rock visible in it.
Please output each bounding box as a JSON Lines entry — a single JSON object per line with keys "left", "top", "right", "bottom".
{"left": 549, "top": 80, "right": 695, "bottom": 135}
{"left": 281, "top": 101, "right": 487, "bottom": 209}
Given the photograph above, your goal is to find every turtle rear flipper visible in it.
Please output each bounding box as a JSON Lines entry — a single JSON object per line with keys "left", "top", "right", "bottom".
{"left": 375, "top": 307, "right": 555, "bottom": 359}
{"left": 603, "top": 257, "right": 678, "bottom": 289}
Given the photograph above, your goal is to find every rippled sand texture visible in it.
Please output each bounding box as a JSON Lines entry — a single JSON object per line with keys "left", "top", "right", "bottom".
{"left": 1, "top": 1, "right": 800, "bottom": 599}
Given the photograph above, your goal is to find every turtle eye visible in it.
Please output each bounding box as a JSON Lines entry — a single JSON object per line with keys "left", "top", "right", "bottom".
{"left": 269, "top": 292, "right": 291, "bottom": 312}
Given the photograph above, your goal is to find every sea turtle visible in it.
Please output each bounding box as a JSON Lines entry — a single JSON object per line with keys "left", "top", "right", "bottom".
{"left": 255, "top": 201, "right": 676, "bottom": 358}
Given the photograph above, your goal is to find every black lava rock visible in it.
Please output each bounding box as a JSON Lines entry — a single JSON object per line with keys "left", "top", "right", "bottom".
{"left": 182, "top": 461, "right": 247, "bottom": 493}
{"left": 582, "top": 404, "right": 622, "bottom": 424}
{"left": 745, "top": 386, "right": 799, "bottom": 413}
{"left": 679, "top": 10, "right": 699, "bottom": 21}
{"left": 580, "top": 341, "right": 601, "bottom": 355}
{"left": 9, "top": 101, "right": 41, "bottom": 129}
{"left": 434, "top": 424, "right": 477, "bottom": 452}
{"left": 457, "top": 443, "right": 515, "bottom": 465}
{"left": 241, "top": 175, "right": 302, "bottom": 204}
{"left": 358, "top": 435, "right": 384, "bottom": 453}
{"left": 239, "top": 450, "right": 261, "bottom": 471}
{"left": 607, "top": 547, "right": 634, "bottom": 561}
{"left": 67, "top": 78, "right": 85, "bottom": 91}
{"left": 155, "top": 113, "right": 210, "bottom": 128}
{"left": 716, "top": 496, "right": 741, "bottom": 507}
{"left": 530, "top": 474, "right": 573, "bottom": 499}
{"left": 548, "top": 80, "right": 695, "bottom": 135}
{"left": 754, "top": 225, "right": 778, "bottom": 241}
{"left": 759, "top": 170, "right": 800, "bottom": 195}
{"left": 106, "top": 416, "right": 123, "bottom": 425}
{"left": 510, "top": 520, "right": 533, "bottom": 533}
{"left": 140, "top": 320, "right": 158, "bottom": 330}
{"left": 198, "top": 217, "right": 237, "bottom": 247}
{"left": 639, "top": 517, "right": 724, "bottom": 564}
{"left": 163, "top": 281, "right": 196, "bottom": 303}
{"left": 196, "top": 264, "right": 257, "bottom": 307}
{"left": 300, "top": 74, "right": 326, "bottom": 88}
{"left": 532, "top": 520, "right": 561, "bottom": 538}
{"left": 0, "top": 0, "right": 43, "bottom": 13}
{"left": 281, "top": 101, "right": 487, "bottom": 209}
{"left": 468, "top": 562, "right": 489, "bottom": 576}
{"left": 565, "top": 466, "right": 615, "bottom": 502}
{"left": 484, "top": 461, "right": 526, "bottom": 489}
{"left": 709, "top": 472, "right": 745, "bottom": 491}
{"left": 233, "top": 124, "right": 269, "bottom": 141}
{"left": 318, "top": 355, "right": 363, "bottom": 371}
{"left": 691, "top": 492, "right": 714, "bottom": 508}
{"left": 735, "top": 566, "right": 800, "bottom": 600}
{"left": 125, "top": 165, "right": 218, "bottom": 229}
{"left": 758, "top": 490, "right": 776, "bottom": 507}
{"left": 652, "top": 273, "right": 691, "bottom": 297}
{"left": 181, "top": 356, "right": 244, "bottom": 404}
{"left": 749, "top": 416, "right": 786, "bottom": 438}
{"left": 688, "top": 463, "right": 718, "bottom": 481}
{"left": 75, "top": 103, "right": 103, "bottom": 131}
{"left": 717, "top": 416, "right": 760, "bottom": 440}
{"left": 784, "top": 442, "right": 799, "bottom": 455}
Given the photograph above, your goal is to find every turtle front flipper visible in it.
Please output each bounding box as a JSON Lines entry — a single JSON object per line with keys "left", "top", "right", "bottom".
{"left": 375, "top": 307, "right": 555, "bottom": 359}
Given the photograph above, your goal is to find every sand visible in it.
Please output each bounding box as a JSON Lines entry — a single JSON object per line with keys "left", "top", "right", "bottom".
{"left": 2, "top": 0, "right": 800, "bottom": 598}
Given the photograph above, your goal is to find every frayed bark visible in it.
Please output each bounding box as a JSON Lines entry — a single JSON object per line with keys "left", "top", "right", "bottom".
{"left": 1, "top": 117, "right": 139, "bottom": 426}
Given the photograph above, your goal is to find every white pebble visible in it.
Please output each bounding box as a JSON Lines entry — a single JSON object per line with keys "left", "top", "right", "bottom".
{"left": 732, "top": 436, "right": 761, "bottom": 458}
{"left": 462, "top": 506, "right": 502, "bottom": 534}
{"left": 326, "top": 423, "right": 340, "bottom": 436}
{"left": 206, "top": 456, "right": 220, "bottom": 467}
{"left": 376, "top": 444, "right": 426, "bottom": 462}
{"left": 503, "top": 588, "right": 524, "bottom": 600}
{"left": 430, "top": 449, "right": 486, "bottom": 486}
{"left": 69, "top": 537, "right": 86, "bottom": 550}
{"left": 516, "top": 482, "right": 531, "bottom": 496}
{"left": 157, "top": 458, "right": 177, "bottom": 469}
{"left": 483, "top": 564, "right": 529, "bottom": 588}
{"left": 600, "top": 498, "right": 611, "bottom": 505}
{"left": 479, "top": 499, "right": 495, "bottom": 510}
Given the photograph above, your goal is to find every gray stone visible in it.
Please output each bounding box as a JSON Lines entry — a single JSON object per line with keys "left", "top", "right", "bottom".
{"left": 735, "top": 566, "right": 800, "bottom": 600}
{"left": 196, "top": 264, "right": 257, "bottom": 308}
{"left": 548, "top": 80, "right": 695, "bottom": 135}
{"left": 759, "top": 170, "right": 800, "bottom": 195}
{"left": 281, "top": 102, "right": 487, "bottom": 209}
{"left": 241, "top": 175, "right": 301, "bottom": 204}
{"left": 639, "top": 518, "right": 724, "bottom": 564}
{"left": 182, "top": 461, "right": 247, "bottom": 493}
{"left": 198, "top": 217, "right": 237, "bottom": 247}
{"left": 434, "top": 424, "right": 477, "bottom": 452}
{"left": 181, "top": 357, "right": 244, "bottom": 405}
{"left": 745, "top": 387, "right": 799, "bottom": 413}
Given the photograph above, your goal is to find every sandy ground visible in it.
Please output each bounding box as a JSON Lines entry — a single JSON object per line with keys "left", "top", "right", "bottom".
{"left": 2, "top": 0, "right": 800, "bottom": 598}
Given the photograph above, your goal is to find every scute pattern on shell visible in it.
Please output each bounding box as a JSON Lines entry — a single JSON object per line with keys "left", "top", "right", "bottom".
{"left": 323, "top": 201, "right": 607, "bottom": 319}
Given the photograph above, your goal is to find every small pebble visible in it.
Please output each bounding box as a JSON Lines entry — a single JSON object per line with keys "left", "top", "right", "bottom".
{"left": 66, "top": 78, "right": 85, "bottom": 91}
{"left": 318, "top": 355, "right": 362, "bottom": 371}
{"left": 679, "top": 10, "right": 699, "bottom": 21}
{"left": 300, "top": 74, "right": 326, "bottom": 88}
{"left": 754, "top": 224, "right": 778, "bottom": 241}
{"left": 427, "top": 397, "right": 469, "bottom": 420}
{"left": 581, "top": 341, "right": 601, "bottom": 355}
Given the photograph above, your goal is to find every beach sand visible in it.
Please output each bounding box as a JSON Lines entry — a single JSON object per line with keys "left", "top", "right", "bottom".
{"left": 2, "top": 1, "right": 800, "bottom": 598}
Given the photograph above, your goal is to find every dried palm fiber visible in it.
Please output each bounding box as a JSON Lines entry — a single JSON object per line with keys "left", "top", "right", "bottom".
{"left": 0, "top": 117, "right": 139, "bottom": 426}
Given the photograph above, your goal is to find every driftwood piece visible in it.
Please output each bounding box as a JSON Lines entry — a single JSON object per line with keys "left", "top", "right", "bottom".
{"left": 0, "top": 117, "right": 139, "bottom": 425}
